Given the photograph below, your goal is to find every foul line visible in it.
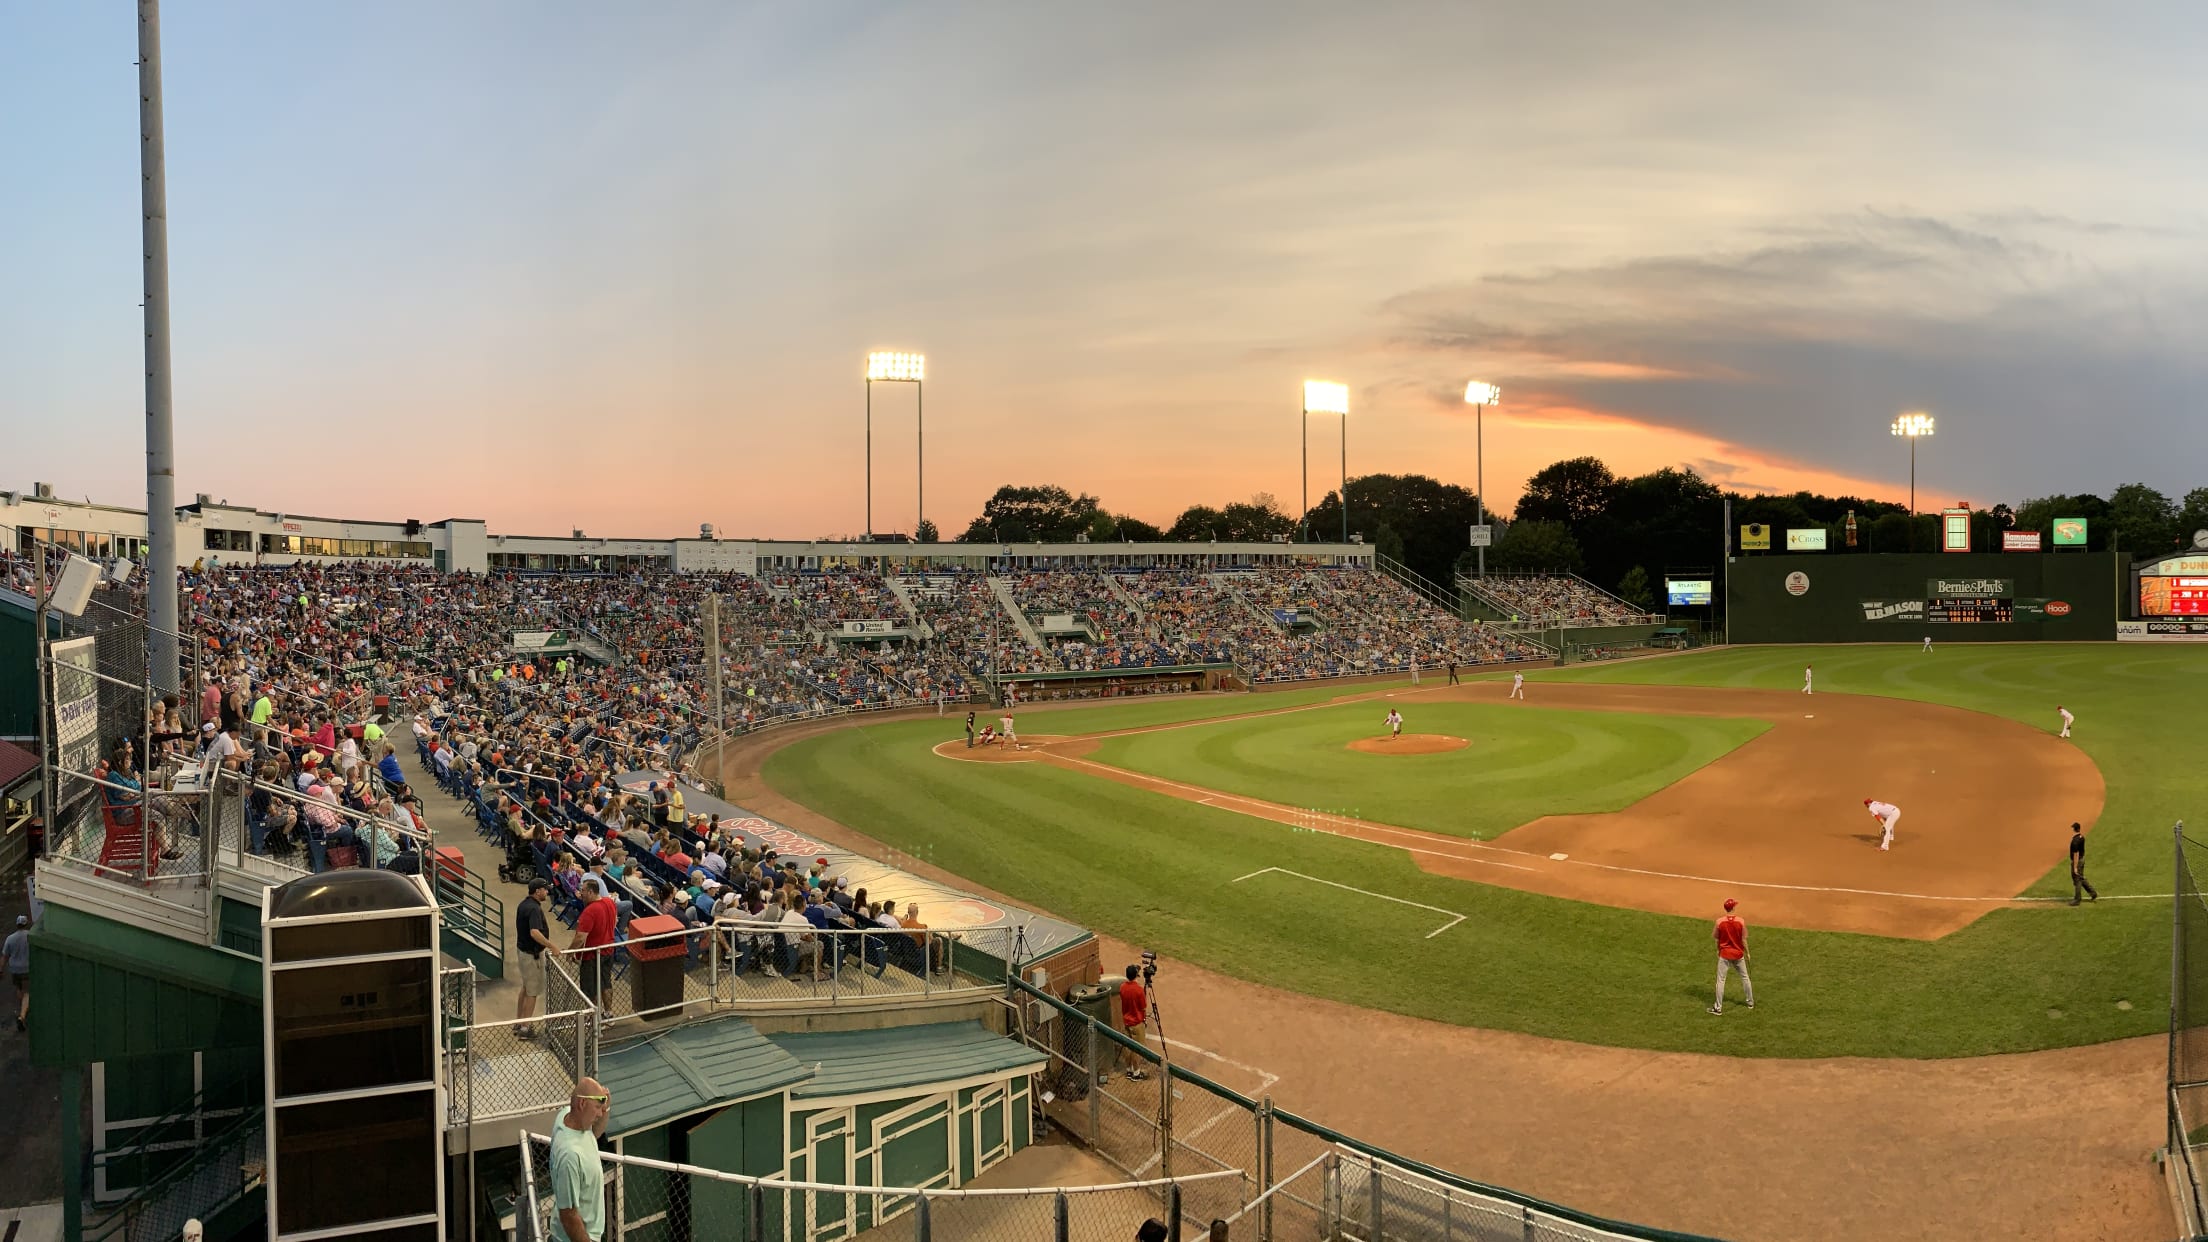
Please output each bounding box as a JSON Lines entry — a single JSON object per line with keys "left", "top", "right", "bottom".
{"left": 1232, "top": 867, "right": 1467, "bottom": 938}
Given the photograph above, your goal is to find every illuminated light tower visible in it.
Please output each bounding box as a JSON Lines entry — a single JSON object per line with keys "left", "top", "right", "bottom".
{"left": 865, "top": 351, "right": 925, "bottom": 539}
{"left": 1891, "top": 412, "right": 1935, "bottom": 515}
{"left": 1302, "top": 380, "right": 1350, "bottom": 543}
{"left": 1464, "top": 382, "right": 1502, "bottom": 576}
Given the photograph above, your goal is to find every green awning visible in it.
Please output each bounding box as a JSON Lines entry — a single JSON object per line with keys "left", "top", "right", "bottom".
{"left": 769, "top": 1021, "right": 1046, "bottom": 1101}
{"left": 599, "top": 1016, "right": 812, "bottom": 1138}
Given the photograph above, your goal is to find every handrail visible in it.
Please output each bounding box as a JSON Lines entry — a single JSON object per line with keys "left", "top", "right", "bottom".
{"left": 82, "top": 1107, "right": 264, "bottom": 1242}
{"left": 435, "top": 850, "right": 507, "bottom": 967}
{"left": 1373, "top": 551, "right": 1460, "bottom": 613}
{"left": 84, "top": 1069, "right": 259, "bottom": 1201}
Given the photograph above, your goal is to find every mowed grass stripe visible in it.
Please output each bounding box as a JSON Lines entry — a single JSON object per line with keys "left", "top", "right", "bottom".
{"left": 1088, "top": 701, "right": 1767, "bottom": 839}
{"left": 766, "top": 645, "right": 2199, "bottom": 1057}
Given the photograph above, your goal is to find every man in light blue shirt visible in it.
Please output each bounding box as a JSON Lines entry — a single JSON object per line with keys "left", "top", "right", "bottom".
{"left": 550, "top": 1077, "right": 609, "bottom": 1241}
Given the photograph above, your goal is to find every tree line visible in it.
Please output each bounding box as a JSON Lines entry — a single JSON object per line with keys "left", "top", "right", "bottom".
{"left": 934, "top": 466, "right": 2208, "bottom": 607}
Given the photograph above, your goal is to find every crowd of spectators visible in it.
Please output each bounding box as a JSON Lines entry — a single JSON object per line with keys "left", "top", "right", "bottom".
{"left": 1465, "top": 574, "right": 1651, "bottom": 626}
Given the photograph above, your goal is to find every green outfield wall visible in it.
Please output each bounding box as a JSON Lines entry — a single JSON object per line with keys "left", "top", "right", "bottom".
{"left": 1726, "top": 551, "right": 2119, "bottom": 643}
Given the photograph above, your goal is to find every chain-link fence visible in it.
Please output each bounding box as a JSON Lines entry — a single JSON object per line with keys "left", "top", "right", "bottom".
{"left": 2169, "top": 821, "right": 2207, "bottom": 1237}
{"left": 515, "top": 1131, "right": 1243, "bottom": 1242}
{"left": 1005, "top": 977, "right": 1722, "bottom": 1242}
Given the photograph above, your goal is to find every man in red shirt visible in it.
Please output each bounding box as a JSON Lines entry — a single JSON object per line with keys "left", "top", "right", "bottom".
{"left": 1116, "top": 964, "right": 1152, "bottom": 1080}
{"left": 569, "top": 878, "right": 619, "bottom": 1009}
{"left": 1710, "top": 898, "right": 1754, "bottom": 1015}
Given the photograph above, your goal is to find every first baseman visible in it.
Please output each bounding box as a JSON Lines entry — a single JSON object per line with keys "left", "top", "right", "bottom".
{"left": 2058, "top": 705, "right": 2074, "bottom": 738}
{"left": 1864, "top": 798, "right": 1901, "bottom": 851}
{"left": 1384, "top": 708, "right": 1403, "bottom": 739}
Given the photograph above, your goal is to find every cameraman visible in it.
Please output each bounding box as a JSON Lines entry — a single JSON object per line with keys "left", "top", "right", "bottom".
{"left": 1116, "top": 963, "right": 1151, "bottom": 1081}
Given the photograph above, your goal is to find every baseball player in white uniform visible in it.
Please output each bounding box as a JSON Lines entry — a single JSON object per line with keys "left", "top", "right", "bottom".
{"left": 2057, "top": 705, "right": 2074, "bottom": 738}
{"left": 1385, "top": 708, "right": 1403, "bottom": 739}
{"left": 1802, "top": 664, "right": 1813, "bottom": 694}
{"left": 1510, "top": 673, "right": 1525, "bottom": 700}
{"left": 1863, "top": 798, "right": 1901, "bottom": 851}
{"left": 1922, "top": 635, "right": 1933, "bottom": 652}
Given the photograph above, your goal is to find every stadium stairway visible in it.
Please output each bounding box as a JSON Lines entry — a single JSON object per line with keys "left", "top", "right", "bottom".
{"left": 403, "top": 745, "right": 525, "bottom": 1005}
{"left": 882, "top": 574, "right": 923, "bottom": 627}
{"left": 1100, "top": 572, "right": 1166, "bottom": 640}
{"left": 986, "top": 576, "right": 1051, "bottom": 651}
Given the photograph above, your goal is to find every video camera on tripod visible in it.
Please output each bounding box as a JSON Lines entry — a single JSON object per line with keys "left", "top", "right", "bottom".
{"left": 1139, "top": 947, "right": 1158, "bottom": 984}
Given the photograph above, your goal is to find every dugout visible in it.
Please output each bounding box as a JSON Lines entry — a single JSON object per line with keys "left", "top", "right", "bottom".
{"left": 1726, "top": 552, "right": 2119, "bottom": 643}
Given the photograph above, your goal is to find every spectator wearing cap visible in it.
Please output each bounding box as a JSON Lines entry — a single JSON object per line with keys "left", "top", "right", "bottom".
{"left": 1710, "top": 898, "right": 1754, "bottom": 1015}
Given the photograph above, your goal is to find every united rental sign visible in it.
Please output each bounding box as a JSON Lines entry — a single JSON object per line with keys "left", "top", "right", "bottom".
{"left": 1927, "top": 578, "right": 2012, "bottom": 598}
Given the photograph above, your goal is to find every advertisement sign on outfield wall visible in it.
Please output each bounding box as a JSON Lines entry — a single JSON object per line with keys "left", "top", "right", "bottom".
{"left": 1860, "top": 599, "right": 1926, "bottom": 622}
{"left": 1786, "top": 529, "right": 1827, "bottom": 551}
{"left": 2053, "top": 518, "right": 2089, "bottom": 546}
{"left": 1739, "top": 524, "right": 1771, "bottom": 551}
{"left": 2003, "top": 531, "right": 2043, "bottom": 552}
{"left": 2118, "top": 620, "right": 2208, "bottom": 642}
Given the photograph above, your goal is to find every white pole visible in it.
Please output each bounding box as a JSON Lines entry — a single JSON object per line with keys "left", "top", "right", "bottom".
{"left": 140, "top": 0, "right": 181, "bottom": 688}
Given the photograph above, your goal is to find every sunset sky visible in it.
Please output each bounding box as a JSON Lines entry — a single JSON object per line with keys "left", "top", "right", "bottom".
{"left": 5, "top": 3, "right": 2206, "bottom": 540}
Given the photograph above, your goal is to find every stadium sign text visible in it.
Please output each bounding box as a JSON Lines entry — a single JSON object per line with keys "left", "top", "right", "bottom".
{"left": 1860, "top": 599, "right": 1926, "bottom": 622}
{"left": 1927, "top": 578, "right": 2011, "bottom": 598}
{"left": 840, "top": 619, "right": 897, "bottom": 636}
{"left": 2118, "top": 620, "right": 2208, "bottom": 642}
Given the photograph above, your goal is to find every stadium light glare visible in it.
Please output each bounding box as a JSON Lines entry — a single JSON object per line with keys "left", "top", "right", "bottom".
{"left": 1302, "top": 380, "right": 1349, "bottom": 415}
{"left": 1463, "top": 382, "right": 1502, "bottom": 406}
{"left": 866, "top": 351, "right": 925, "bottom": 382}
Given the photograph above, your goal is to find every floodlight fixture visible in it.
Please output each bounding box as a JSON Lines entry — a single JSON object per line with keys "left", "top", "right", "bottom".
{"left": 1463, "top": 382, "right": 1502, "bottom": 407}
{"left": 1300, "top": 380, "right": 1352, "bottom": 544}
{"left": 1890, "top": 411, "right": 1935, "bottom": 514}
{"left": 1303, "top": 380, "right": 1349, "bottom": 416}
{"left": 1891, "top": 411, "right": 1935, "bottom": 439}
{"left": 867, "top": 351, "right": 926, "bottom": 383}
{"left": 863, "top": 350, "right": 928, "bottom": 539}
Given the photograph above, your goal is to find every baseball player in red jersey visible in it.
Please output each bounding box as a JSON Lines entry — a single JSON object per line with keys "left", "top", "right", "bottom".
{"left": 1864, "top": 798, "right": 1900, "bottom": 851}
{"left": 1710, "top": 898, "right": 1753, "bottom": 1015}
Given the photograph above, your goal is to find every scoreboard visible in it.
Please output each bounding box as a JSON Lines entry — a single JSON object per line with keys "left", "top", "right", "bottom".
{"left": 1927, "top": 595, "right": 2014, "bottom": 624}
{"left": 2142, "top": 576, "right": 2208, "bottom": 616}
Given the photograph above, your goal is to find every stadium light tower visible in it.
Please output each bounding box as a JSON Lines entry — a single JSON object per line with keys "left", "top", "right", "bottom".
{"left": 140, "top": 0, "right": 180, "bottom": 688}
{"left": 864, "top": 351, "right": 926, "bottom": 540}
{"left": 1302, "top": 380, "right": 1350, "bottom": 544}
{"left": 1464, "top": 382, "right": 1501, "bottom": 577}
{"left": 1891, "top": 411, "right": 1935, "bottom": 515}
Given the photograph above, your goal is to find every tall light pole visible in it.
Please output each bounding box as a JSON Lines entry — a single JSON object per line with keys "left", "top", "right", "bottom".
{"left": 1303, "top": 380, "right": 1349, "bottom": 543}
{"left": 140, "top": 0, "right": 180, "bottom": 688}
{"left": 865, "top": 351, "right": 926, "bottom": 539}
{"left": 1464, "top": 382, "right": 1501, "bottom": 576}
{"left": 1891, "top": 411, "right": 1935, "bottom": 515}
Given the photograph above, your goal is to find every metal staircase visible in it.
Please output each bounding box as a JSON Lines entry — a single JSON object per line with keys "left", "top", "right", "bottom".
{"left": 83, "top": 1082, "right": 266, "bottom": 1242}
{"left": 985, "top": 576, "right": 1051, "bottom": 653}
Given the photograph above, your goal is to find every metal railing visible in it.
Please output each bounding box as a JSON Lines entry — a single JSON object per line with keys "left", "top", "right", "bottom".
{"left": 450, "top": 948, "right": 599, "bottom": 1126}
{"left": 545, "top": 919, "right": 1014, "bottom": 1026}
{"left": 1006, "top": 976, "right": 1724, "bottom": 1242}
{"left": 515, "top": 1129, "right": 1244, "bottom": 1242}
{"left": 81, "top": 1108, "right": 264, "bottom": 1242}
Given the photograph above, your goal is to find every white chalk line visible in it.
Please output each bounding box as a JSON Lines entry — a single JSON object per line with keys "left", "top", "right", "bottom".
{"left": 1233, "top": 867, "right": 1467, "bottom": 938}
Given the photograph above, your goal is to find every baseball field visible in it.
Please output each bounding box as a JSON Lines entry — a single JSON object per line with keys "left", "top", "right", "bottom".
{"left": 761, "top": 643, "right": 2200, "bottom": 1059}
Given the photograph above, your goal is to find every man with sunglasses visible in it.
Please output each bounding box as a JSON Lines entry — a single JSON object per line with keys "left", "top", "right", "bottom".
{"left": 552, "top": 1077, "right": 610, "bottom": 1241}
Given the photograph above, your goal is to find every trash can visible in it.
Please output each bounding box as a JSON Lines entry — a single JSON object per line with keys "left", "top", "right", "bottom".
{"left": 1065, "top": 982, "right": 1119, "bottom": 1088}
{"left": 625, "top": 914, "right": 688, "bottom": 1018}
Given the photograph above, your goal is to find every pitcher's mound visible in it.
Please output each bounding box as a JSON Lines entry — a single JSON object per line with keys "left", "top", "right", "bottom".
{"left": 1348, "top": 734, "right": 1469, "bottom": 755}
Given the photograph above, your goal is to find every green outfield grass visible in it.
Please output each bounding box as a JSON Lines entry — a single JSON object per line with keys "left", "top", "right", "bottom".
{"left": 1085, "top": 700, "right": 1767, "bottom": 838}
{"left": 762, "top": 645, "right": 2202, "bottom": 1058}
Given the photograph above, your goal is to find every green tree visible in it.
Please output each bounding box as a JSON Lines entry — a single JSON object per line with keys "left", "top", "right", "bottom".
{"left": 1113, "top": 514, "right": 1166, "bottom": 542}
{"left": 1166, "top": 505, "right": 1227, "bottom": 541}
{"left": 1483, "top": 519, "right": 1584, "bottom": 574}
{"left": 1300, "top": 473, "right": 1485, "bottom": 587}
{"left": 2177, "top": 488, "right": 2208, "bottom": 550}
{"left": 957, "top": 485, "right": 1104, "bottom": 543}
{"left": 1515, "top": 457, "right": 1616, "bottom": 527}
{"left": 1615, "top": 565, "right": 1654, "bottom": 608}
{"left": 913, "top": 518, "right": 939, "bottom": 543}
{"left": 2107, "top": 483, "right": 2179, "bottom": 555}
